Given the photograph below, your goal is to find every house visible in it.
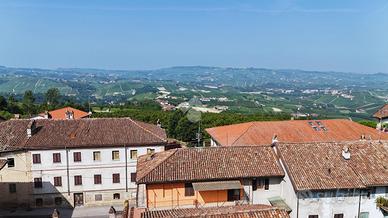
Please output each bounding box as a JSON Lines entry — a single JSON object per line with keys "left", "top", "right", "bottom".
{"left": 206, "top": 119, "right": 388, "bottom": 147}
{"left": 34, "top": 106, "right": 91, "bottom": 120}
{"left": 135, "top": 146, "right": 290, "bottom": 211}
{"left": 137, "top": 204, "right": 290, "bottom": 218}
{"left": 0, "top": 118, "right": 171, "bottom": 208}
{"left": 276, "top": 140, "right": 388, "bottom": 218}
{"left": 374, "top": 104, "right": 388, "bottom": 130}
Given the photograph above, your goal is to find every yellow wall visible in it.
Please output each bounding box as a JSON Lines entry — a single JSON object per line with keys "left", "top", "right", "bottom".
{"left": 147, "top": 183, "right": 243, "bottom": 209}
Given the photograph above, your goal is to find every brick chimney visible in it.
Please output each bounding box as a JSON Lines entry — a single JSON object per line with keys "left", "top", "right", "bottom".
{"left": 65, "top": 110, "right": 74, "bottom": 120}
{"left": 27, "top": 120, "right": 36, "bottom": 138}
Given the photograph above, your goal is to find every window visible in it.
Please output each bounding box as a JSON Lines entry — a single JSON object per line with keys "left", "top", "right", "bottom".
{"left": 131, "top": 173, "right": 136, "bottom": 183}
{"left": 9, "top": 183, "right": 16, "bottom": 193}
{"left": 227, "top": 189, "right": 241, "bottom": 201}
{"left": 35, "top": 198, "right": 43, "bottom": 207}
{"left": 113, "top": 193, "right": 120, "bottom": 199}
{"left": 308, "top": 216, "right": 319, "bottom": 218}
{"left": 359, "top": 212, "right": 369, "bottom": 218}
{"left": 112, "top": 151, "right": 120, "bottom": 160}
{"left": 130, "top": 150, "right": 138, "bottom": 160}
{"left": 53, "top": 153, "right": 61, "bottom": 163}
{"left": 32, "top": 154, "right": 41, "bottom": 164}
{"left": 34, "top": 178, "right": 42, "bottom": 188}
{"left": 264, "top": 178, "right": 270, "bottom": 190}
{"left": 334, "top": 214, "right": 344, "bottom": 218}
{"left": 73, "top": 152, "right": 82, "bottom": 162}
{"left": 74, "top": 175, "right": 82, "bottom": 185}
{"left": 7, "top": 158, "right": 15, "bottom": 167}
{"left": 112, "top": 173, "right": 120, "bottom": 183}
{"left": 184, "top": 183, "right": 194, "bottom": 196}
{"left": 93, "top": 151, "right": 101, "bottom": 161}
{"left": 95, "top": 194, "right": 102, "bottom": 201}
{"left": 252, "top": 179, "right": 257, "bottom": 191}
{"left": 147, "top": 148, "right": 155, "bottom": 155}
{"left": 94, "top": 174, "right": 102, "bottom": 184}
{"left": 54, "top": 197, "right": 62, "bottom": 205}
{"left": 54, "top": 177, "right": 62, "bottom": 187}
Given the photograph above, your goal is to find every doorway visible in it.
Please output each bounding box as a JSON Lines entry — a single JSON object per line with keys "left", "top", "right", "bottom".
{"left": 74, "top": 193, "right": 84, "bottom": 206}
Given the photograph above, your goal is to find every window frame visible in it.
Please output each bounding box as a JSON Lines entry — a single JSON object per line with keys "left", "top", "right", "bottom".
{"left": 34, "top": 178, "right": 43, "bottom": 188}
{"left": 113, "top": 193, "right": 120, "bottom": 200}
{"left": 73, "top": 152, "right": 82, "bottom": 162}
{"left": 112, "top": 150, "right": 120, "bottom": 161}
{"left": 334, "top": 214, "right": 344, "bottom": 218}
{"left": 7, "top": 158, "right": 15, "bottom": 167}
{"left": 53, "top": 153, "right": 61, "bottom": 163}
{"left": 54, "top": 176, "right": 62, "bottom": 187}
{"left": 264, "top": 178, "right": 270, "bottom": 190}
{"left": 94, "top": 174, "right": 102, "bottom": 184}
{"left": 130, "top": 150, "right": 138, "bottom": 160}
{"left": 112, "top": 173, "right": 120, "bottom": 183}
{"left": 130, "top": 173, "right": 136, "bottom": 183}
{"left": 147, "top": 148, "right": 155, "bottom": 155}
{"left": 93, "top": 151, "right": 101, "bottom": 161}
{"left": 74, "top": 175, "right": 82, "bottom": 186}
{"left": 184, "top": 183, "right": 195, "bottom": 196}
{"left": 32, "top": 154, "right": 41, "bottom": 164}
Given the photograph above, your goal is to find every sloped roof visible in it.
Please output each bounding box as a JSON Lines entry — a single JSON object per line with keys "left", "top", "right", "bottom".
{"left": 136, "top": 146, "right": 284, "bottom": 184}
{"left": 0, "top": 118, "right": 167, "bottom": 152}
{"left": 374, "top": 104, "right": 388, "bottom": 119}
{"left": 141, "top": 205, "right": 290, "bottom": 218}
{"left": 278, "top": 140, "right": 388, "bottom": 191}
{"left": 206, "top": 119, "right": 388, "bottom": 146}
{"left": 42, "top": 106, "right": 90, "bottom": 120}
{"left": 0, "top": 159, "right": 7, "bottom": 170}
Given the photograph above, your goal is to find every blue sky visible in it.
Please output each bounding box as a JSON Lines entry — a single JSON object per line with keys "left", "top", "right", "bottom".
{"left": 0, "top": 0, "right": 387, "bottom": 73}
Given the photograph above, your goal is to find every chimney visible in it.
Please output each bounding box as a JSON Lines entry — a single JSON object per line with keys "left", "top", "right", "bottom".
{"left": 27, "top": 120, "right": 36, "bottom": 138}
{"left": 342, "top": 145, "right": 351, "bottom": 160}
{"left": 14, "top": 114, "right": 20, "bottom": 119}
{"left": 44, "top": 111, "right": 49, "bottom": 119}
{"left": 65, "top": 111, "right": 74, "bottom": 120}
{"left": 156, "top": 119, "right": 161, "bottom": 127}
{"left": 271, "top": 134, "right": 278, "bottom": 147}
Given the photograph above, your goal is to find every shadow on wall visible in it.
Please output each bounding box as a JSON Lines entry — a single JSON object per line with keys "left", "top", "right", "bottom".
{"left": 0, "top": 182, "right": 74, "bottom": 218}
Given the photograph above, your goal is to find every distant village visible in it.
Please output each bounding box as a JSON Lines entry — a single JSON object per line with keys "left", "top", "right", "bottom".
{"left": 0, "top": 104, "right": 388, "bottom": 218}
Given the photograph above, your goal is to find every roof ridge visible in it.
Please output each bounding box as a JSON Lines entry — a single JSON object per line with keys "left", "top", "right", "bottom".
{"left": 137, "top": 149, "right": 178, "bottom": 182}
{"left": 128, "top": 118, "right": 166, "bottom": 142}
{"left": 230, "top": 122, "right": 256, "bottom": 146}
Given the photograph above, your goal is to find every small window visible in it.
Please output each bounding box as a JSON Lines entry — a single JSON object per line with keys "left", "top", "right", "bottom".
{"left": 130, "top": 150, "right": 138, "bottom": 160}
{"left": 112, "top": 151, "right": 120, "bottom": 160}
{"left": 9, "top": 183, "right": 16, "bottom": 193}
{"left": 113, "top": 193, "right": 120, "bottom": 199}
{"left": 32, "top": 154, "right": 41, "bottom": 164}
{"left": 264, "top": 178, "right": 270, "bottom": 190}
{"left": 334, "top": 214, "right": 344, "bottom": 218}
{"left": 74, "top": 175, "right": 82, "bottom": 185}
{"left": 359, "top": 212, "right": 369, "bottom": 218}
{"left": 7, "top": 158, "right": 15, "bottom": 167}
{"left": 36, "top": 198, "right": 43, "bottom": 207}
{"left": 95, "top": 194, "right": 102, "bottom": 201}
{"left": 252, "top": 179, "right": 257, "bottom": 191}
{"left": 130, "top": 173, "right": 136, "bottom": 183}
{"left": 184, "top": 183, "right": 194, "bottom": 196}
{"left": 34, "top": 178, "right": 43, "bottom": 188}
{"left": 227, "top": 189, "right": 241, "bottom": 201}
{"left": 53, "top": 153, "right": 61, "bottom": 163}
{"left": 54, "top": 197, "right": 62, "bottom": 205}
{"left": 73, "top": 152, "right": 82, "bottom": 162}
{"left": 54, "top": 177, "right": 62, "bottom": 187}
{"left": 93, "top": 151, "right": 101, "bottom": 161}
{"left": 309, "top": 215, "right": 319, "bottom": 218}
{"left": 94, "top": 174, "right": 102, "bottom": 184}
{"left": 147, "top": 148, "right": 155, "bottom": 155}
{"left": 112, "top": 173, "right": 120, "bottom": 183}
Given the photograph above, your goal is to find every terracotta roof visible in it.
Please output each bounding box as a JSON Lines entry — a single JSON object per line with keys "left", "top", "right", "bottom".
{"left": 277, "top": 140, "right": 388, "bottom": 191}
{"left": 374, "top": 104, "right": 388, "bottom": 119}
{"left": 136, "top": 146, "right": 284, "bottom": 184}
{"left": 141, "top": 205, "right": 289, "bottom": 218}
{"left": 0, "top": 118, "right": 167, "bottom": 152}
{"left": 41, "top": 106, "right": 90, "bottom": 120}
{"left": 206, "top": 119, "right": 388, "bottom": 146}
{"left": 0, "top": 159, "right": 7, "bottom": 170}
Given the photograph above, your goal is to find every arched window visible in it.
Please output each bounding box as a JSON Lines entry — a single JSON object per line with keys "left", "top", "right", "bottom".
{"left": 113, "top": 193, "right": 120, "bottom": 200}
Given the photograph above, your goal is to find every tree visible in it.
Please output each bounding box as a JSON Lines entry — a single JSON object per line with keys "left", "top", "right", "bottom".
{"left": 45, "top": 88, "right": 60, "bottom": 106}
{"left": 22, "top": 90, "right": 35, "bottom": 116}
{"left": 175, "top": 116, "right": 197, "bottom": 143}
{"left": 167, "top": 110, "right": 184, "bottom": 138}
{"left": 0, "top": 95, "right": 7, "bottom": 110}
